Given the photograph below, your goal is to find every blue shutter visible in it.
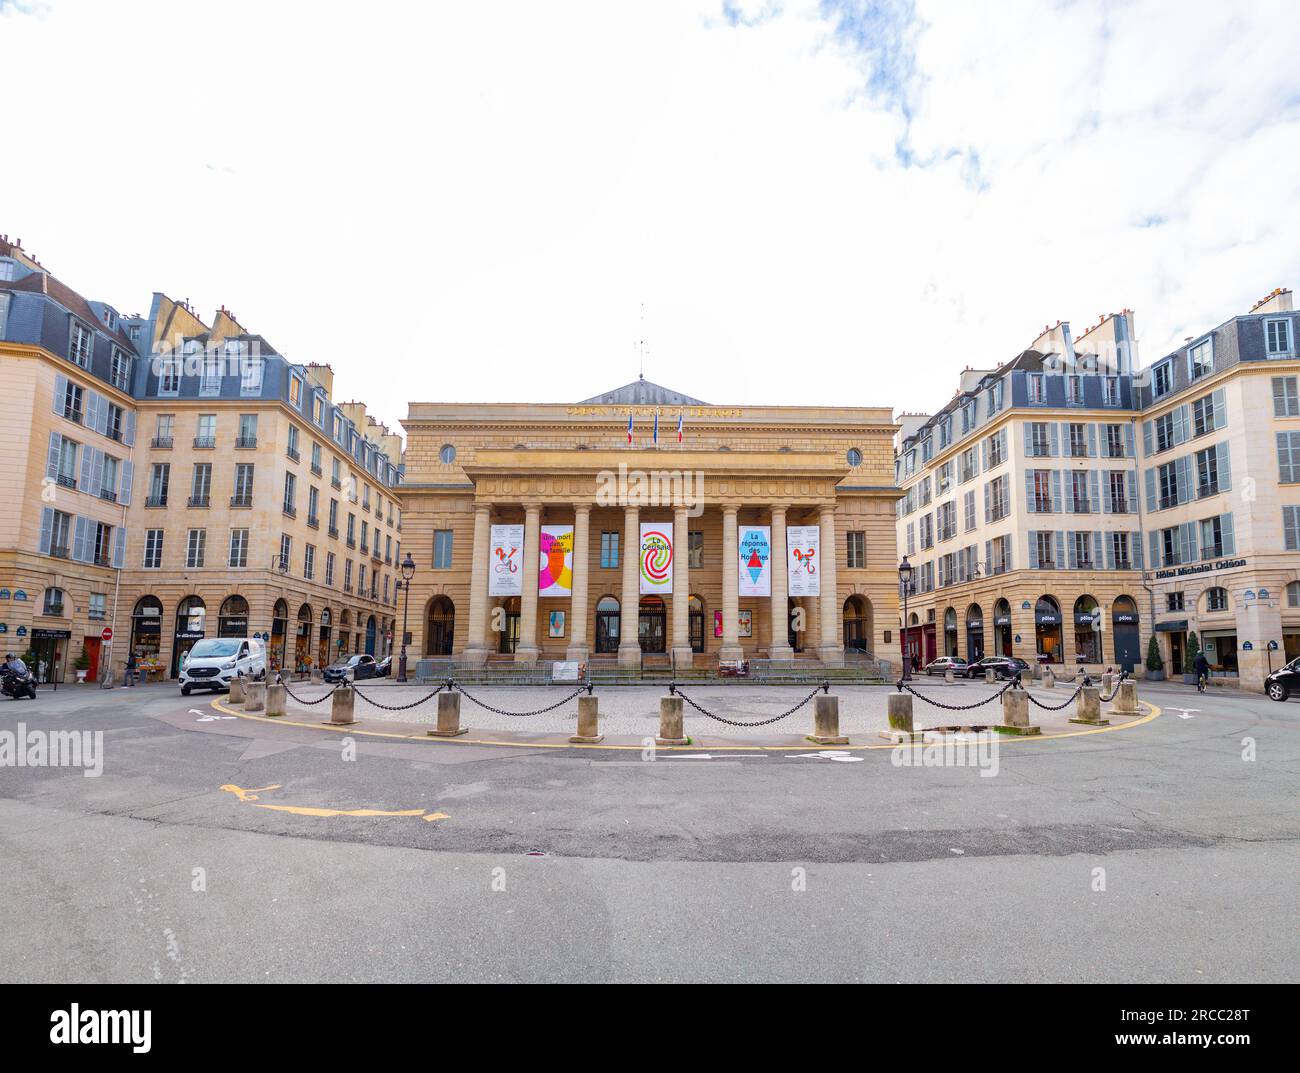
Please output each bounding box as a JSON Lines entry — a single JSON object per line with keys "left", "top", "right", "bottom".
{"left": 79, "top": 444, "right": 93, "bottom": 491}
{"left": 53, "top": 373, "right": 67, "bottom": 416}
{"left": 1087, "top": 423, "right": 1097, "bottom": 457}
{"left": 1024, "top": 472, "right": 1035, "bottom": 513}
{"left": 72, "top": 516, "right": 91, "bottom": 563}
{"left": 1050, "top": 470, "right": 1062, "bottom": 514}
{"left": 89, "top": 449, "right": 104, "bottom": 498}
{"left": 1067, "top": 531, "right": 1078, "bottom": 568}
{"left": 1088, "top": 470, "right": 1100, "bottom": 512}
{"left": 1125, "top": 423, "right": 1136, "bottom": 457}
{"left": 1022, "top": 422, "right": 1033, "bottom": 456}
{"left": 1104, "top": 533, "right": 1115, "bottom": 570}
{"left": 39, "top": 507, "right": 54, "bottom": 555}
{"left": 1177, "top": 455, "right": 1193, "bottom": 505}
{"left": 122, "top": 409, "right": 136, "bottom": 447}
{"left": 1142, "top": 420, "right": 1153, "bottom": 455}
{"left": 1049, "top": 423, "right": 1060, "bottom": 457}
{"left": 119, "top": 460, "right": 133, "bottom": 506}
{"left": 1028, "top": 531, "right": 1039, "bottom": 568}
{"left": 46, "top": 432, "right": 61, "bottom": 481}
{"left": 1220, "top": 513, "right": 1235, "bottom": 556}
{"left": 1211, "top": 388, "right": 1226, "bottom": 431}
{"left": 1217, "top": 442, "right": 1231, "bottom": 493}
{"left": 1132, "top": 533, "right": 1143, "bottom": 570}
{"left": 112, "top": 526, "right": 126, "bottom": 569}
{"left": 1055, "top": 531, "right": 1066, "bottom": 569}
{"left": 1125, "top": 470, "right": 1137, "bottom": 510}
{"left": 1149, "top": 530, "right": 1160, "bottom": 568}
{"left": 983, "top": 481, "right": 990, "bottom": 522}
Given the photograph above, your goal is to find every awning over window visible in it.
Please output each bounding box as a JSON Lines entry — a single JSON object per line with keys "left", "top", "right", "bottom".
{"left": 1154, "top": 619, "right": 1189, "bottom": 633}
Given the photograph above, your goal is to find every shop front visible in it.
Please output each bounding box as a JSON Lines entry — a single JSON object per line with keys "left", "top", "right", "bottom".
{"left": 1035, "top": 596, "right": 1063, "bottom": 665}
{"left": 1201, "top": 628, "right": 1239, "bottom": 676}
{"left": 1073, "top": 595, "right": 1102, "bottom": 665}
{"left": 993, "top": 599, "right": 1013, "bottom": 657}
{"left": 31, "top": 627, "right": 70, "bottom": 685}
{"left": 1111, "top": 597, "right": 1141, "bottom": 671}
{"left": 171, "top": 597, "right": 206, "bottom": 678}
{"left": 965, "top": 604, "right": 984, "bottom": 662}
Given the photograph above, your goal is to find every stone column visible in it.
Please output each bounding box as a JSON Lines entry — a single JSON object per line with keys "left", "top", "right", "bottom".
{"left": 617, "top": 505, "right": 641, "bottom": 666}
{"left": 464, "top": 504, "right": 491, "bottom": 665}
{"left": 720, "top": 505, "right": 742, "bottom": 661}
{"left": 515, "top": 503, "right": 541, "bottom": 663}
{"left": 565, "top": 504, "right": 591, "bottom": 663}
{"left": 769, "top": 504, "right": 793, "bottom": 660}
{"left": 818, "top": 504, "right": 842, "bottom": 665}
{"left": 671, "top": 506, "right": 692, "bottom": 668}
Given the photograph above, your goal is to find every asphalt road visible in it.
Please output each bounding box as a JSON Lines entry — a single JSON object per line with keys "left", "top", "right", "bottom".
{"left": 0, "top": 680, "right": 1296, "bottom": 982}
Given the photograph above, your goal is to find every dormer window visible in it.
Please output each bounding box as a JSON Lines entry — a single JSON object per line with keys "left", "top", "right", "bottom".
{"left": 289, "top": 373, "right": 303, "bottom": 406}
{"left": 110, "top": 346, "right": 131, "bottom": 391}
{"left": 1153, "top": 362, "right": 1173, "bottom": 398}
{"left": 69, "top": 320, "right": 93, "bottom": 369}
{"left": 1188, "top": 338, "right": 1213, "bottom": 381}
{"left": 1028, "top": 374, "right": 1045, "bottom": 403}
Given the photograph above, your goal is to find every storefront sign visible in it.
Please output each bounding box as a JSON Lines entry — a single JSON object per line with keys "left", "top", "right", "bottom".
{"left": 994, "top": 614, "right": 1011, "bottom": 626}
{"left": 539, "top": 525, "right": 574, "bottom": 597}
{"left": 638, "top": 523, "right": 673, "bottom": 595}
{"left": 1154, "top": 556, "right": 1247, "bottom": 580}
{"left": 1113, "top": 612, "right": 1139, "bottom": 624}
{"left": 489, "top": 524, "right": 524, "bottom": 596}
{"left": 738, "top": 525, "right": 771, "bottom": 597}
{"left": 32, "top": 628, "right": 71, "bottom": 640}
{"left": 787, "top": 525, "right": 820, "bottom": 598}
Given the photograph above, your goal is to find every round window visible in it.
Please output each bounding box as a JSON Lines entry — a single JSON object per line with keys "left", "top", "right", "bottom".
{"left": 846, "top": 448, "right": 863, "bottom": 467}
{"left": 439, "top": 444, "right": 456, "bottom": 464}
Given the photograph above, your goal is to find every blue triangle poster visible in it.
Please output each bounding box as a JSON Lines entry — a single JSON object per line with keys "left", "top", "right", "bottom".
{"left": 737, "top": 525, "right": 771, "bottom": 597}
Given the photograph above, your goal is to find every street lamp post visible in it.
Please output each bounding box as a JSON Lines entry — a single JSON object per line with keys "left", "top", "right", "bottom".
{"left": 898, "top": 555, "right": 913, "bottom": 681}
{"left": 397, "top": 553, "right": 415, "bottom": 683}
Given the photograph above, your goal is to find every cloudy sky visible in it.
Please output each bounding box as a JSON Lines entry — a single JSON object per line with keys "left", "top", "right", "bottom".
{"left": 4, "top": 0, "right": 1299, "bottom": 437}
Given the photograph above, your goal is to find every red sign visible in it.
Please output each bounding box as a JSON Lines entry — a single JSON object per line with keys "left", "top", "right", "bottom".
{"left": 100, "top": 627, "right": 113, "bottom": 642}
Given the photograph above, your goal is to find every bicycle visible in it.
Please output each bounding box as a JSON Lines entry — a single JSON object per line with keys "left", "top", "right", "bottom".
{"left": 1196, "top": 672, "right": 1208, "bottom": 694}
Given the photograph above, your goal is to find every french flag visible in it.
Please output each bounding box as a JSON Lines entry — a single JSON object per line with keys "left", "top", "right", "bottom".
{"left": 627, "top": 412, "right": 633, "bottom": 445}
{"left": 653, "top": 409, "right": 659, "bottom": 445}
{"left": 676, "top": 411, "right": 683, "bottom": 443}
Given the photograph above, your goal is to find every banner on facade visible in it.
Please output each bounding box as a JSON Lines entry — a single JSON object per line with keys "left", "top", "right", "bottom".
{"left": 638, "top": 522, "right": 674, "bottom": 595}
{"left": 786, "top": 525, "right": 820, "bottom": 598}
{"left": 738, "top": 525, "right": 771, "bottom": 597}
{"left": 488, "top": 524, "right": 524, "bottom": 596}
{"left": 538, "top": 525, "right": 574, "bottom": 597}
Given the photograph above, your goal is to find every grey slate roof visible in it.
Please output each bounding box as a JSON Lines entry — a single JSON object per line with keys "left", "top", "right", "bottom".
{"left": 578, "top": 376, "right": 709, "bottom": 406}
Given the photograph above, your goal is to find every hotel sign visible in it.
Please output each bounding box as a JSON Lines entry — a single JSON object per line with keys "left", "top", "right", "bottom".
{"left": 1154, "top": 556, "right": 1246, "bottom": 580}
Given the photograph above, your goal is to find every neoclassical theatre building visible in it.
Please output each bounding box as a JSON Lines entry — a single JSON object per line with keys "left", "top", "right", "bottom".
{"left": 399, "top": 380, "right": 899, "bottom": 668}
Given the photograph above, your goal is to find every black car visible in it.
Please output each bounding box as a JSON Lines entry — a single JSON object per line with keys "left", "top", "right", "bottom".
{"left": 1265, "top": 657, "right": 1300, "bottom": 701}
{"left": 323, "top": 654, "right": 380, "bottom": 684}
{"left": 375, "top": 656, "right": 392, "bottom": 678}
{"left": 966, "top": 656, "right": 1030, "bottom": 680}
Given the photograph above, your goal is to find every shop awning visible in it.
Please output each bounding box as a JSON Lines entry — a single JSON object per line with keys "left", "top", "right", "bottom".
{"left": 1153, "top": 619, "right": 1188, "bottom": 633}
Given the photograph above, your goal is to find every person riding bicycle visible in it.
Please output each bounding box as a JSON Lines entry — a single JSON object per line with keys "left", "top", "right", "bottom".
{"left": 1193, "top": 651, "right": 1211, "bottom": 691}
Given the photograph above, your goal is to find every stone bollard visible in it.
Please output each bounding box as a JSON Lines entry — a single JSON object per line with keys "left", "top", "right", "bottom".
{"left": 569, "top": 694, "right": 603, "bottom": 743}
{"left": 1043, "top": 668, "right": 1055, "bottom": 689}
{"left": 656, "top": 694, "right": 688, "bottom": 746}
{"left": 985, "top": 669, "right": 996, "bottom": 683}
{"left": 808, "top": 692, "right": 848, "bottom": 745}
{"left": 880, "top": 691, "right": 919, "bottom": 741}
{"left": 944, "top": 668, "right": 955, "bottom": 684}
{"left": 1018, "top": 668, "right": 1033, "bottom": 687}
{"left": 1069, "top": 686, "right": 1108, "bottom": 726}
{"left": 327, "top": 684, "right": 357, "bottom": 725}
{"left": 1111, "top": 680, "right": 1140, "bottom": 716}
{"left": 1100, "top": 672, "right": 1114, "bottom": 695}
{"left": 1000, "top": 688, "right": 1040, "bottom": 735}
{"left": 244, "top": 680, "right": 266, "bottom": 713}
{"left": 310, "top": 666, "right": 322, "bottom": 684}
{"left": 265, "top": 682, "right": 287, "bottom": 718}
{"left": 228, "top": 676, "right": 246, "bottom": 704}
{"left": 427, "top": 691, "right": 466, "bottom": 737}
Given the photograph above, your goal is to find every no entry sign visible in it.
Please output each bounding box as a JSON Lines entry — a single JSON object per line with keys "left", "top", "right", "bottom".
{"left": 100, "top": 627, "right": 113, "bottom": 642}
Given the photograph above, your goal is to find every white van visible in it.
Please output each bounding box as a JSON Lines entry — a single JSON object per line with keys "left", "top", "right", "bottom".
{"left": 179, "top": 637, "right": 266, "bottom": 695}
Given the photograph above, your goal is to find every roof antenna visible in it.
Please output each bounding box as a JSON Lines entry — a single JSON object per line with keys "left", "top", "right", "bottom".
{"left": 639, "top": 301, "right": 646, "bottom": 381}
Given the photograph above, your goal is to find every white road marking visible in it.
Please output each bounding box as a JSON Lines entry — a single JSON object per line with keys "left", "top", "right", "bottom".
{"left": 787, "top": 751, "right": 865, "bottom": 763}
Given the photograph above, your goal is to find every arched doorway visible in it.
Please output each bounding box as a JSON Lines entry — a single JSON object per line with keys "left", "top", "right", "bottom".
{"left": 1035, "top": 596, "right": 1063, "bottom": 665}
{"left": 943, "top": 607, "right": 958, "bottom": 657}
{"left": 294, "top": 604, "right": 313, "bottom": 671}
{"left": 638, "top": 595, "right": 666, "bottom": 653}
{"left": 339, "top": 610, "right": 352, "bottom": 660}
{"left": 1111, "top": 596, "right": 1140, "bottom": 671}
{"left": 218, "top": 595, "right": 249, "bottom": 638}
{"left": 270, "top": 600, "right": 288, "bottom": 672}
{"left": 130, "top": 596, "right": 163, "bottom": 669}
{"left": 426, "top": 597, "right": 455, "bottom": 656}
{"left": 689, "top": 595, "right": 705, "bottom": 653}
{"left": 318, "top": 608, "right": 333, "bottom": 667}
{"left": 786, "top": 600, "right": 802, "bottom": 654}
{"left": 993, "top": 599, "right": 1013, "bottom": 657}
{"left": 843, "top": 595, "right": 871, "bottom": 652}
{"left": 1074, "top": 595, "right": 1102, "bottom": 665}
{"left": 966, "top": 604, "right": 984, "bottom": 661}
{"left": 595, "top": 596, "right": 620, "bottom": 654}
{"left": 497, "top": 597, "right": 520, "bottom": 654}
{"left": 365, "top": 614, "right": 377, "bottom": 656}
{"left": 172, "top": 596, "right": 206, "bottom": 677}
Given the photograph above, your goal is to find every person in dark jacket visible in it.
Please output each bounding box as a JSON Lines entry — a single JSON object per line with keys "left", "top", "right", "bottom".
{"left": 1193, "top": 651, "right": 1211, "bottom": 688}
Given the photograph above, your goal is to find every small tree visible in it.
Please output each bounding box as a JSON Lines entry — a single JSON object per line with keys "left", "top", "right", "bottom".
{"left": 1183, "top": 631, "right": 1201, "bottom": 675}
{"left": 1145, "top": 636, "right": 1164, "bottom": 672}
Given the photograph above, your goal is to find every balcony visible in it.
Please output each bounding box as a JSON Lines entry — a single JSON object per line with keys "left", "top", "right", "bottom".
{"left": 230, "top": 494, "right": 253, "bottom": 509}
{"left": 63, "top": 406, "right": 83, "bottom": 425}
{"left": 330, "top": 477, "right": 342, "bottom": 490}
{"left": 307, "top": 515, "right": 320, "bottom": 530}
{"left": 328, "top": 525, "right": 339, "bottom": 539}
{"left": 50, "top": 545, "right": 70, "bottom": 560}
{"left": 1033, "top": 498, "right": 1052, "bottom": 513}
{"left": 371, "top": 547, "right": 382, "bottom": 563}
{"left": 311, "top": 463, "right": 322, "bottom": 477}
{"left": 43, "top": 603, "right": 65, "bottom": 616}
{"left": 93, "top": 554, "right": 111, "bottom": 568}
{"left": 1071, "top": 499, "right": 1090, "bottom": 513}
{"left": 346, "top": 538, "right": 356, "bottom": 549}
{"left": 56, "top": 474, "right": 77, "bottom": 491}
{"left": 1110, "top": 498, "right": 1129, "bottom": 514}
{"left": 1159, "top": 495, "right": 1179, "bottom": 510}
{"left": 283, "top": 504, "right": 297, "bottom": 519}
{"left": 188, "top": 495, "right": 210, "bottom": 508}
{"left": 1198, "top": 481, "right": 1220, "bottom": 499}
{"left": 286, "top": 446, "right": 300, "bottom": 463}
{"left": 235, "top": 435, "right": 257, "bottom": 449}
{"left": 99, "top": 489, "right": 117, "bottom": 503}
{"left": 146, "top": 495, "right": 168, "bottom": 508}
{"left": 151, "top": 436, "right": 173, "bottom": 449}
{"left": 193, "top": 436, "right": 216, "bottom": 449}
{"left": 1115, "top": 558, "right": 1132, "bottom": 570}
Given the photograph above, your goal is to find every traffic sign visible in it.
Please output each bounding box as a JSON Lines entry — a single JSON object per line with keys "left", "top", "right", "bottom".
{"left": 101, "top": 626, "right": 113, "bottom": 642}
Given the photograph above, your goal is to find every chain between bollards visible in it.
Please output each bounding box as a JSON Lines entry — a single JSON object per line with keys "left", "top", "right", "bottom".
{"left": 668, "top": 681, "right": 823, "bottom": 727}
{"left": 896, "top": 675, "right": 1018, "bottom": 712}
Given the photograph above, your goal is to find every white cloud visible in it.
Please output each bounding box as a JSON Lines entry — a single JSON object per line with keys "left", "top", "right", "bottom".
{"left": 2, "top": 0, "right": 1298, "bottom": 435}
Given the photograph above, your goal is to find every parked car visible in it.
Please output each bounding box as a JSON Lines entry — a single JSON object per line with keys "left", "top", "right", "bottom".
{"left": 323, "top": 654, "right": 380, "bottom": 684}
{"left": 375, "top": 656, "right": 392, "bottom": 678}
{"left": 1264, "top": 658, "right": 1300, "bottom": 702}
{"left": 924, "top": 656, "right": 969, "bottom": 676}
{"left": 966, "top": 655, "right": 1030, "bottom": 680}
{"left": 180, "top": 637, "right": 266, "bottom": 695}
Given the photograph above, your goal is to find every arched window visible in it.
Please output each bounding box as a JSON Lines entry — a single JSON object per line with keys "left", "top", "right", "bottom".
{"left": 1035, "top": 595, "right": 1063, "bottom": 664}
{"left": 844, "top": 596, "right": 872, "bottom": 653}
{"left": 689, "top": 595, "right": 705, "bottom": 653}
{"left": 595, "top": 596, "right": 620, "bottom": 654}
{"left": 1073, "top": 595, "right": 1101, "bottom": 664}
{"left": 943, "top": 606, "right": 958, "bottom": 657}
{"left": 993, "top": 598, "right": 1013, "bottom": 657}
{"left": 1288, "top": 581, "right": 1300, "bottom": 608}
{"left": 965, "top": 603, "right": 984, "bottom": 661}
{"left": 426, "top": 596, "right": 455, "bottom": 656}
{"left": 42, "top": 587, "right": 66, "bottom": 616}
{"left": 1205, "top": 586, "right": 1229, "bottom": 613}
{"left": 218, "top": 595, "right": 249, "bottom": 637}
{"left": 130, "top": 596, "right": 164, "bottom": 664}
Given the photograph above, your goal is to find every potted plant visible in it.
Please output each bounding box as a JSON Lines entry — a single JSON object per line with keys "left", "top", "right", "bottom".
{"left": 1182, "top": 631, "right": 1201, "bottom": 685}
{"left": 73, "top": 648, "right": 91, "bottom": 683}
{"left": 1145, "top": 636, "right": 1165, "bottom": 681}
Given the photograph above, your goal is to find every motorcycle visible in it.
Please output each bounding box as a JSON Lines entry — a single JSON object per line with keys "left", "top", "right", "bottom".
{"left": 1, "top": 663, "right": 38, "bottom": 700}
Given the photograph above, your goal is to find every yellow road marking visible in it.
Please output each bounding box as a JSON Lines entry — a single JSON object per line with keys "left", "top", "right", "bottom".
{"left": 218, "top": 782, "right": 448, "bottom": 822}
{"left": 209, "top": 697, "right": 1162, "bottom": 752}
{"left": 219, "top": 783, "right": 281, "bottom": 801}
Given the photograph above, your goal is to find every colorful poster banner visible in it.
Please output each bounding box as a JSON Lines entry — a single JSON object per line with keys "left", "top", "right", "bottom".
{"left": 738, "top": 525, "right": 771, "bottom": 597}
{"left": 639, "top": 522, "right": 674, "bottom": 595}
{"left": 538, "top": 525, "right": 574, "bottom": 597}
{"left": 786, "top": 525, "right": 820, "bottom": 598}
{"left": 488, "top": 524, "right": 523, "bottom": 596}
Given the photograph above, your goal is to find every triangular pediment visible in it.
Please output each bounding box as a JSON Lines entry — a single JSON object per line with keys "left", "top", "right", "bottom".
{"left": 578, "top": 376, "right": 708, "bottom": 406}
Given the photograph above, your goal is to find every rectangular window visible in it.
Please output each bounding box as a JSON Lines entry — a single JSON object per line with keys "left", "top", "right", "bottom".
{"left": 190, "top": 463, "right": 211, "bottom": 506}
{"left": 1278, "top": 431, "right": 1300, "bottom": 483}
{"left": 148, "top": 463, "right": 170, "bottom": 506}
{"left": 62, "top": 381, "right": 84, "bottom": 423}
{"left": 289, "top": 375, "right": 302, "bottom": 406}
{"left": 1028, "top": 374, "right": 1045, "bottom": 403}
{"left": 279, "top": 534, "right": 292, "bottom": 572}
{"left": 1195, "top": 446, "right": 1220, "bottom": 498}
{"left": 937, "top": 461, "right": 952, "bottom": 496}
{"left": 1199, "top": 515, "right": 1224, "bottom": 560}
{"left": 1032, "top": 470, "right": 1052, "bottom": 513}
{"left": 283, "top": 472, "right": 297, "bottom": 515}
{"left": 1068, "top": 423, "right": 1088, "bottom": 458}
{"left": 1105, "top": 424, "right": 1125, "bottom": 458}
{"left": 1155, "top": 413, "right": 1174, "bottom": 453}
{"left": 229, "top": 529, "right": 249, "bottom": 567}
{"left": 1070, "top": 471, "right": 1091, "bottom": 512}
{"left": 237, "top": 413, "right": 258, "bottom": 447}
{"left": 1109, "top": 471, "right": 1129, "bottom": 513}
{"left": 1066, "top": 376, "right": 1083, "bottom": 405}
{"left": 1029, "top": 423, "right": 1051, "bottom": 457}
{"left": 1153, "top": 363, "right": 1173, "bottom": 398}
{"left": 240, "top": 354, "right": 264, "bottom": 396}
{"left": 1111, "top": 532, "right": 1131, "bottom": 569}
{"left": 88, "top": 593, "right": 106, "bottom": 621}
{"left": 304, "top": 544, "right": 316, "bottom": 581}
{"left": 199, "top": 351, "right": 222, "bottom": 396}
{"left": 155, "top": 413, "right": 174, "bottom": 447}
{"left": 1167, "top": 591, "right": 1185, "bottom": 612}
{"left": 143, "top": 529, "right": 164, "bottom": 569}
{"left": 232, "top": 463, "right": 254, "bottom": 506}
{"left": 1266, "top": 318, "right": 1292, "bottom": 357}
{"left": 186, "top": 528, "right": 206, "bottom": 568}
{"left": 1035, "top": 531, "right": 1055, "bottom": 568}
{"left": 1104, "top": 377, "right": 1119, "bottom": 406}
{"left": 344, "top": 559, "right": 353, "bottom": 591}
{"left": 110, "top": 347, "right": 131, "bottom": 390}
{"left": 688, "top": 531, "right": 704, "bottom": 569}
{"left": 1073, "top": 531, "right": 1093, "bottom": 568}
{"left": 69, "top": 321, "right": 93, "bottom": 368}
{"left": 158, "top": 355, "right": 180, "bottom": 396}
{"left": 987, "top": 430, "right": 1006, "bottom": 468}
{"left": 307, "top": 486, "right": 320, "bottom": 526}
{"left": 1158, "top": 461, "right": 1180, "bottom": 508}
{"left": 195, "top": 413, "right": 216, "bottom": 448}
{"left": 325, "top": 552, "right": 335, "bottom": 586}
{"left": 959, "top": 446, "right": 978, "bottom": 483}
{"left": 1188, "top": 339, "right": 1212, "bottom": 380}
{"left": 919, "top": 513, "right": 934, "bottom": 550}
{"left": 1273, "top": 376, "right": 1299, "bottom": 417}
{"left": 433, "top": 529, "right": 453, "bottom": 569}
{"left": 287, "top": 424, "right": 300, "bottom": 461}
{"left": 846, "top": 531, "right": 866, "bottom": 568}
{"left": 600, "top": 531, "right": 619, "bottom": 568}
{"left": 1285, "top": 506, "right": 1300, "bottom": 551}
